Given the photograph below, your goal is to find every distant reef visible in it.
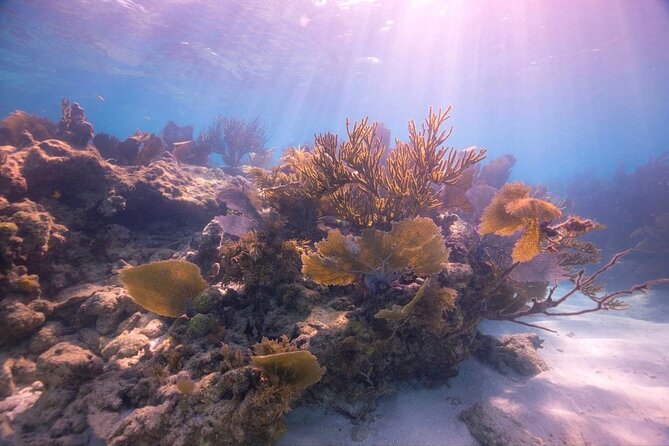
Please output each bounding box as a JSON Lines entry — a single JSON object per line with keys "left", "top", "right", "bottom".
{"left": 0, "top": 101, "right": 665, "bottom": 445}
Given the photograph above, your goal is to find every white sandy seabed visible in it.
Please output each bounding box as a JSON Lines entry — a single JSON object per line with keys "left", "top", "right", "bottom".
{"left": 279, "top": 290, "right": 669, "bottom": 446}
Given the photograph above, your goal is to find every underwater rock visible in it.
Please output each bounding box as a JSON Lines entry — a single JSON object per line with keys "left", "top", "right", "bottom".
{"left": 475, "top": 332, "right": 548, "bottom": 376}
{"left": 460, "top": 401, "right": 545, "bottom": 446}
{"left": 29, "top": 321, "right": 67, "bottom": 354}
{"left": 162, "top": 121, "right": 194, "bottom": 146}
{"left": 0, "top": 301, "right": 45, "bottom": 346}
{"left": 0, "top": 357, "right": 15, "bottom": 398}
{"left": 37, "top": 342, "right": 103, "bottom": 388}
{"left": 100, "top": 330, "right": 150, "bottom": 363}
{"left": 76, "top": 289, "right": 127, "bottom": 335}
{"left": 0, "top": 145, "right": 27, "bottom": 198}
{"left": 57, "top": 99, "right": 94, "bottom": 147}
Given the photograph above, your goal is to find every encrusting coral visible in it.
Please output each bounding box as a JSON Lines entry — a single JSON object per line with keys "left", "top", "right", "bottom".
{"left": 479, "top": 182, "right": 562, "bottom": 262}
{"left": 119, "top": 259, "right": 208, "bottom": 317}
{"left": 302, "top": 217, "right": 449, "bottom": 287}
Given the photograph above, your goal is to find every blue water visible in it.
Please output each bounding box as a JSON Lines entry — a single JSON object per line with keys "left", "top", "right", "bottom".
{"left": 1, "top": 0, "right": 668, "bottom": 184}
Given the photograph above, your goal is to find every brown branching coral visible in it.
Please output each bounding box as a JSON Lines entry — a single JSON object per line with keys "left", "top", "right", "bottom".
{"left": 479, "top": 182, "right": 562, "bottom": 262}
{"left": 218, "top": 224, "right": 305, "bottom": 288}
{"left": 302, "top": 217, "right": 449, "bottom": 287}
{"left": 248, "top": 107, "right": 486, "bottom": 227}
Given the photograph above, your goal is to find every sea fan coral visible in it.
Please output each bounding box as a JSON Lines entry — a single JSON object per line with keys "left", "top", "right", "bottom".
{"left": 199, "top": 116, "right": 268, "bottom": 169}
{"left": 302, "top": 217, "right": 450, "bottom": 287}
{"left": 375, "top": 278, "right": 457, "bottom": 335}
{"left": 251, "top": 350, "right": 324, "bottom": 391}
{"left": 119, "top": 259, "right": 208, "bottom": 317}
{"left": 479, "top": 182, "right": 562, "bottom": 262}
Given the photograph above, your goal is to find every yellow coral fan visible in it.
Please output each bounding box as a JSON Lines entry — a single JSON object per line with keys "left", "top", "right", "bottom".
{"left": 479, "top": 182, "right": 530, "bottom": 235}
{"left": 251, "top": 350, "right": 324, "bottom": 390}
{"left": 119, "top": 259, "right": 208, "bottom": 317}
{"left": 302, "top": 217, "right": 450, "bottom": 286}
{"left": 375, "top": 279, "right": 457, "bottom": 335}
{"left": 479, "top": 183, "right": 562, "bottom": 263}
{"left": 375, "top": 279, "right": 430, "bottom": 322}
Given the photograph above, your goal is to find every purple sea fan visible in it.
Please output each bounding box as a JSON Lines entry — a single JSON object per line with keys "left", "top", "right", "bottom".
{"left": 510, "top": 252, "right": 568, "bottom": 283}
{"left": 465, "top": 184, "right": 497, "bottom": 220}
{"left": 214, "top": 214, "right": 258, "bottom": 238}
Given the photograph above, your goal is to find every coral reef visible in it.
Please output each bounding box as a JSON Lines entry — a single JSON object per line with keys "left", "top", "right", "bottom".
{"left": 0, "top": 111, "right": 57, "bottom": 147}
{"left": 1, "top": 105, "right": 666, "bottom": 445}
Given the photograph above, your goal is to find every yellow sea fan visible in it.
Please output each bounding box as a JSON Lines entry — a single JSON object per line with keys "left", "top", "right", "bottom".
{"left": 119, "top": 259, "right": 208, "bottom": 317}
{"left": 302, "top": 217, "right": 450, "bottom": 286}
{"left": 301, "top": 229, "right": 362, "bottom": 285}
{"left": 512, "top": 218, "right": 543, "bottom": 263}
{"left": 478, "top": 182, "right": 530, "bottom": 235}
{"left": 479, "top": 182, "right": 563, "bottom": 263}
{"left": 251, "top": 350, "right": 324, "bottom": 390}
{"left": 505, "top": 197, "right": 561, "bottom": 222}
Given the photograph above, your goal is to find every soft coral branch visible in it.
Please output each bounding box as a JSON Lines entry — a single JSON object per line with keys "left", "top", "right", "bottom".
{"left": 501, "top": 249, "right": 669, "bottom": 325}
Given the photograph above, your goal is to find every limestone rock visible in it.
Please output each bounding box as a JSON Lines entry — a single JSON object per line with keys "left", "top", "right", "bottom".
{"left": 460, "top": 401, "right": 545, "bottom": 446}
{"left": 101, "top": 331, "right": 150, "bottom": 362}
{"left": 0, "top": 301, "right": 45, "bottom": 346}
{"left": 29, "top": 321, "right": 66, "bottom": 354}
{"left": 77, "top": 290, "right": 125, "bottom": 335}
{"left": 475, "top": 332, "right": 548, "bottom": 376}
{"left": 0, "top": 357, "right": 14, "bottom": 398}
{"left": 37, "top": 342, "right": 103, "bottom": 388}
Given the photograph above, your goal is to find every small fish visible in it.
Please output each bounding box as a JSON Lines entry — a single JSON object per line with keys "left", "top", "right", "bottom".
{"left": 52, "top": 190, "right": 62, "bottom": 199}
{"left": 95, "top": 95, "right": 105, "bottom": 102}
{"left": 172, "top": 140, "right": 195, "bottom": 147}
{"left": 143, "top": 116, "right": 152, "bottom": 121}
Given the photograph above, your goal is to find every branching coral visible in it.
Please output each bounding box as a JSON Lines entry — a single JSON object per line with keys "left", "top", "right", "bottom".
{"left": 199, "top": 116, "right": 268, "bottom": 169}
{"left": 248, "top": 107, "right": 486, "bottom": 227}
{"left": 479, "top": 182, "right": 562, "bottom": 262}
{"left": 218, "top": 223, "right": 305, "bottom": 288}
{"left": 302, "top": 217, "right": 449, "bottom": 287}
{"left": 119, "top": 259, "right": 208, "bottom": 317}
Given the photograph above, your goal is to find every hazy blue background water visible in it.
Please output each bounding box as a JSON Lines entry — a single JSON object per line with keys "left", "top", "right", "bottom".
{"left": 1, "top": 0, "right": 668, "bottom": 185}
